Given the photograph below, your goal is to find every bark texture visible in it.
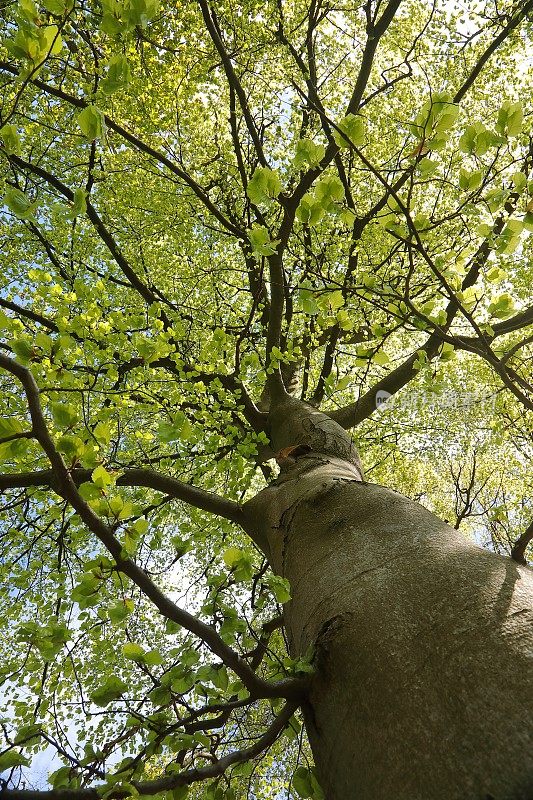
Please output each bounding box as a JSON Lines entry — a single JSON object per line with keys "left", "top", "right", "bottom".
{"left": 245, "top": 398, "right": 533, "bottom": 800}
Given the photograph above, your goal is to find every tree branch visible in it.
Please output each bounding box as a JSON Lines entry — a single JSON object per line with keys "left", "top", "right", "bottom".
{"left": 6, "top": 154, "right": 166, "bottom": 310}
{"left": 0, "top": 702, "right": 298, "bottom": 800}
{"left": 453, "top": 0, "right": 533, "bottom": 103}
{"left": 511, "top": 519, "right": 533, "bottom": 565}
{"left": 0, "top": 62, "right": 244, "bottom": 239}
{"left": 0, "top": 467, "right": 245, "bottom": 527}
{"left": 0, "top": 355, "right": 308, "bottom": 702}
{"left": 196, "top": 0, "right": 266, "bottom": 166}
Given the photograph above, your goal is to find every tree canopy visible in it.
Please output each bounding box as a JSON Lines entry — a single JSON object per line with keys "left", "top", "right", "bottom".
{"left": 0, "top": 0, "right": 532, "bottom": 797}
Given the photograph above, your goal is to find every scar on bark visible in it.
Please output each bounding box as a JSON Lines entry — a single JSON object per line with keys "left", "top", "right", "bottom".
{"left": 313, "top": 613, "right": 353, "bottom": 677}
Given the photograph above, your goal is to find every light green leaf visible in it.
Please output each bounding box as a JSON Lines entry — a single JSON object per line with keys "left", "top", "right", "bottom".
{"left": 459, "top": 169, "right": 482, "bottom": 192}
{"left": 92, "top": 464, "right": 114, "bottom": 488}
{"left": 372, "top": 351, "right": 390, "bottom": 366}
{"left": 0, "top": 124, "right": 21, "bottom": 156}
{"left": 248, "top": 225, "right": 279, "bottom": 256}
{"left": 43, "top": 0, "right": 68, "bottom": 14}
{"left": 77, "top": 106, "right": 105, "bottom": 141}
{"left": 11, "top": 338, "right": 34, "bottom": 361}
{"left": 247, "top": 167, "right": 283, "bottom": 204}
{"left": 488, "top": 293, "right": 516, "bottom": 319}
{"left": 4, "top": 187, "right": 36, "bottom": 220}
{"left": 122, "top": 642, "right": 146, "bottom": 661}
{"left": 223, "top": 546, "right": 244, "bottom": 568}
{"left": 314, "top": 175, "right": 344, "bottom": 206}
{"left": 108, "top": 599, "right": 134, "bottom": 624}
{"left": 51, "top": 402, "right": 78, "bottom": 428}
{"left": 68, "top": 187, "right": 87, "bottom": 218}
{"left": 90, "top": 676, "right": 128, "bottom": 706}
{"left": 332, "top": 113, "right": 365, "bottom": 149}
{"left": 496, "top": 100, "right": 523, "bottom": 138}
{"left": 101, "top": 55, "right": 131, "bottom": 95}
{"left": 0, "top": 418, "right": 24, "bottom": 438}
{"left": 486, "top": 267, "right": 507, "bottom": 283}
{"left": 418, "top": 157, "right": 438, "bottom": 177}
{"left": 40, "top": 24, "right": 62, "bottom": 57}
{"left": 296, "top": 193, "right": 324, "bottom": 226}
{"left": 294, "top": 138, "right": 325, "bottom": 169}
{"left": 266, "top": 574, "right": 291, "bottom": 603}
{"left": 0, "top": 750, "right": 30, "bottom": 771}
{"left": 299, "top": 287, "right": 319, "bottom": 314}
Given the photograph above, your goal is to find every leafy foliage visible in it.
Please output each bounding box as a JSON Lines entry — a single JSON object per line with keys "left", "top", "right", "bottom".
{"left": 0, "top": 0, "right": 532, "bottom": 797}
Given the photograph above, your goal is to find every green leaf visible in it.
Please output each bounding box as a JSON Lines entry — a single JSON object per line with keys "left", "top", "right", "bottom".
{"left": 292, "top": 766, "right": 314, "bottom": 798}
{"left": 476, "top": 223, "right": 492, "bottom": 237}
{"left": 496, "top": 100, "right": 523, "bottom": 138}
{"left": 90, "top": 676, "right": 128, "bottom": 706}
{"left": 93, "top": 421, "right": 112, "bottom": 444}
{"left": 43, "top": 0, "right": 68, "bottom": 14}
{"left": 332, "top": 113, "right": 365, "bottom": 148}
{"left": 11, "top": 338, "right": 34, "bottom": 361}
{"left": 372, "top": 351, "right": 390, "bottom": 366}
{"left": 296, "top": 193, "right": 324, "bottom": 226}
{"left": 266, "top": 574, "right": 291, "bottom": 603}
{"left": 132, "top": 517, "right": 149, "bottom": 535}
{"left": 314, "top": 176, "right": 344, "bottom": 211}
{"left": 459, "top": 169, "right": 482, "bottom": 192}
{"left": 0, "top": 750, "right": 30, "bottom": 771}
{"left": 40, "top": 24, "right": 63, "bottom": 57}
{"left": 294, "top": 138, "right": 325, "bottom": 169}
{"left": 486, "top": 267, "right": 507, "bottom": 283}
{"left": 0, "top": 124, "right": 21, "bottom": 156}
{"left": 77, "top": 106, "right": 105, "bottom": 141}
{"left": 57, "top": 434, "right": 85, "bottom": 460}
{"left": 0, "top": 417, "right": 24, "bottom": 437}
{"left": 18, "top": 0, "right": 39, "bottom": 21}
{"left": 144, "top": 649, "right": 163, "bottom": 666}
{"left": 14, "top": 724, "right": 42, "bottom": 745}
{"left": 108, "top": 599, "right": 134, "bottom": 623}
{"left": 410, "top": 93, "right": 458, "bottom": 139}
{"left": 326, "top": 290, "right": 344, "bottom": 310}
{"left": 50, "top": 402, "right": 78, "bottom": 428}
{"left": 222, "top": 547, "right": 253, "bottom": 582}
{"left": 79, "top": 481, "right": 102, "bottom": 500}
{"left": 523, "top": 212, "right": 533, "bottom": 233}
{"left": 125, "top": 0, "right": 159, "bottom": 27}
{"left": 92, "top": 464, "right": 114, "bottom": 488}
{"left": 246, "top": 167, "right": 283, "bottom": 204}
{"left": 171, "top": 788, "right": 189, "bottom": 800}
{"left": 488, "top": 292, "right": 516, "bottom": 319}
{"left": 122, "top": 642, "right": 146, "bottom": 661}
{"left": 4, "top": 187, "right": 36, "bottom": 220}
{"left": 418, "top": 157, "right": 438, "bottom": 177}
{"left": 223, "top": 547, "right": 244, "bottom": 568}
{"left": 101, "top": 55, "right": 131, "bottom": 95}
{"left": 299, "top": 287, "right": 319, "bottom": 314}
{"left": 68, "top": 187, "right": 87, "bottom": 218}
{"left": 248, "top": 225, "right": 279, "bottom": 256}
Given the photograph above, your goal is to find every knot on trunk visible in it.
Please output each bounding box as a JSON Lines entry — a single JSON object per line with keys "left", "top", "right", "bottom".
{"left": 268, "top": 396, "right": 364, "bottom": 477}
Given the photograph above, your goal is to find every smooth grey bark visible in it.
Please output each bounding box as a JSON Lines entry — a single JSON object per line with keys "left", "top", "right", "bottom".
{"left": 245, "top": 397, "right": 533, "bottom": 800}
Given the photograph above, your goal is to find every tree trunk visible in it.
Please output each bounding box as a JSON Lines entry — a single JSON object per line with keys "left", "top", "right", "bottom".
{"left": 245, "top": 398, "right": 533, "bottom": 800}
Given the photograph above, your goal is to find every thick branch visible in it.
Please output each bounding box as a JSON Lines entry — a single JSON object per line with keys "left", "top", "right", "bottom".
{"left": 0, "top": 467, "right": 245, "bottom": 526}
{"left": 511, "top": 519, "right": 533, "bottom": 565}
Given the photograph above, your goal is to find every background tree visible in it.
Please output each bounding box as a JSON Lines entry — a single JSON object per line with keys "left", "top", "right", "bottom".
{"left": 0, "top": 0, "right": 532, "bottom": 798}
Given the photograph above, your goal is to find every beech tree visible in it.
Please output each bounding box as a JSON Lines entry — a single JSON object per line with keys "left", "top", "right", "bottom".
{"left": 1, "top": 0, "right": 533, "bottom": 797}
